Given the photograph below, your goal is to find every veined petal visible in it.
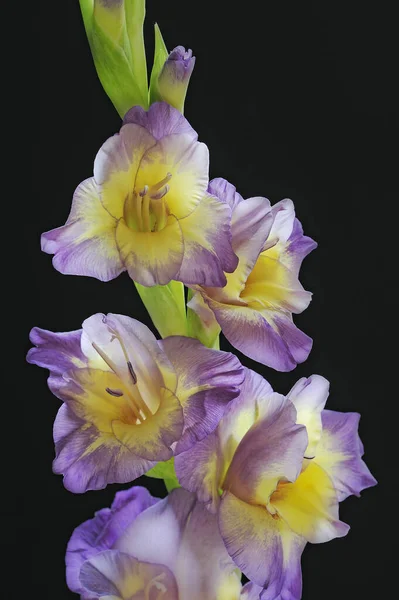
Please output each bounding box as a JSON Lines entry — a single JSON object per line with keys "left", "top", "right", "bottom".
{"left": 116, "top": 489, "right": 241, "bottom": 600}
{"left": 79, "top": 550, "right": 178, "bottom": 599}
{"left": 177, "top": 193, "right": 238, "bottom": 286}
{"left": 219, "top": 492, "right": 305, "bottom": 596}
{"left": 287, "top": 375, "right": 330, "bottom": 458}
{"left": 315, "top": 410, "right": 377, "bottom": 501}
{"left": 271, "top": 462, "right": 350, "bottom": 543}
{"left": 135, "top": 133, "right": 209, "bottom": 220}
{"left": 160, "top": 336, "right": 244, "bottom": 453}
{"left": 27, "top": 327, "right": 86, "bottom": 398}
{"left": 175, "top": 432, "right": 222, "bottom": 512}
{"left": 66, "top": 486, "right": 157, "bottom": 595}
{"left": 208, "top": 177, "right": 244, "bottom": 211}
{"left": 41, "top": 178, "right": 124, "bottom": 281}
{"left": 94, "top": 123, "right": 156, "bottom": 219}
{"left": 175, "top": 370, "right": 271, "bottom": 512}
{"left": 241, "top": 582, "right": 264, "bottom": 599}
{"left": 211, "top": 196, "right": 274, "bottom": 301}
{"left": 123, "top": 102, "right": 198, "bottom": 141}
{"left": 53, "top": 404, "right": 155, "bottom": 493}
{"left": 112, "top": 387, "right": 184, "bottom": 461}
{"left": 115, "top": 215, "right": 184, "bottom": 286}
{"left": 224, "top": 394, "right": 307, "bottom": 506}
{"left": 208, "top": 300, "right": 312, "bottom": 371}
{"left": 284, "top": 218, "right": 317, "bottom": 276}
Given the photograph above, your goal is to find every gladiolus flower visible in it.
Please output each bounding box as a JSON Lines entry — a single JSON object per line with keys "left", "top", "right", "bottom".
{"left": 66, "top": 485, "right": 257, "bottom": 600}
{"left": 41, "top": 103, "right": 238, "bottom": 287}
{"left": 175, "top": 370, "right": 376, "bottom": 599}
{"left": 188, "top": 178, "right": 317, "bottom": 371}
{"left": 27, "top": 312, "right": 243, "bottom": 493}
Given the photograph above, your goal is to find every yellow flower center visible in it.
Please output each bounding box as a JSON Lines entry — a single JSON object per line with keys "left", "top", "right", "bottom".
{"left": 91, "top": 328, "right": 157, "bottom": 424}
{"left": 124, "top": 172, "right": 173, "bottom": 233}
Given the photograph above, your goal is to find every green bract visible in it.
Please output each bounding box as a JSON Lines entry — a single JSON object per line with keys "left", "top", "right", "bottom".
{"left": 79, "top": 0, "right": 148, "bottom": 116}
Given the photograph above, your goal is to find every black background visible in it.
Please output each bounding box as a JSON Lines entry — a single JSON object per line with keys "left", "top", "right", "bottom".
{"left": 21, "top": 1, "right": 397, "bottom": 598}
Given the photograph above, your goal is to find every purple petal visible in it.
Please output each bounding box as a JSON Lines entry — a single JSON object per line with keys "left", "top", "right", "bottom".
{"left": 159, "top": 336, "right": 244, "bottom": 453}
{"left": 208, "top": 300, "right": 312, "bottom": 371}
{"left": 175, "top": 369, "right": 275, "bottom": 512}
{"left": 285, "top": 218, "right": 317, "bottom": 276}
{"left": 231, "top": 196, "right": 273, "bottom": 267}
{"left": 224, "top": 393, "right": 307, "bottom": 506}
{"left": 241, "top": 583, "right": 263, "bottom": 599}
{"left": 53, "top": 404, "right": 155, "bottom": 493}
{"left": 219, "top": 491, "right": 305, "bottom": 596}
{"left": 316, "top": 410, "right": 377, "bottom": 501}
{"left": 175, "top": 432, "right": 222, "bottom": 513}
{"left": 116, "top": 488, "right": 241, "bottom": 600}
{"left": 123, "top": 101, "right": 198, "bottom": 141}
{"left": 208, "top": 177, "right": 244, "bottom": 211}
{"left": 80, "top": 550, "right": 178, "bottom": 599}
{"left": 66, "top": 486, "right": 158, "bottom": 595}
{"left": 177, "top": 193, "right": 238, "bottom": 286}
{"left": 41, "top": 178, "right": 124, "bottom": 282}
{"left": 27, "top": 327, "right": 86, "bottom": 398}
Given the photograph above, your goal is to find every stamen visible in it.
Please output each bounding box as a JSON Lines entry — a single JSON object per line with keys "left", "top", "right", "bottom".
{"left": 106, "top": 387, "right": 124, "bottom": 397}
{"left": 142, "top": 194, "right": 151, "bottom": 232}
{"left": 127, "top": 361, "right": 137, "bottom": 384}
{"left": 92, "top": 342, "right": 120, "bottom": 374}
{"left": 139, "top": 185, "right": 149, "bottom": 197}
{"left": 150, "top": 172, "right": 172, "bottom": 193}
{"left": 149, "top": 184, "right": 169, "bottom": 200}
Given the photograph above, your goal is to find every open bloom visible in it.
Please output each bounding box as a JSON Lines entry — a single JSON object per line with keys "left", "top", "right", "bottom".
{"left": 175, "top": 370, "right": 376, "bottom": 599}
{"left": 66, "top": 485, "right": 258, "bottom": 600}
{"left": 188, "top": 178, "right": 317, "bottom": 371}
{"left": 41, "top": 103, "right": 237, "bottom": 287}
{"left": 27, "top": 313, "right": 243, "bottom": 493}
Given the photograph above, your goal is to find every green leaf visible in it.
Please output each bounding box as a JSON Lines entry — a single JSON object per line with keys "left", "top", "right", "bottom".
{"left": 149, "top": 23, "right": 169, "bottom": 105}
{"left": 134, "top": 280, "right": 188, "bottom": 339}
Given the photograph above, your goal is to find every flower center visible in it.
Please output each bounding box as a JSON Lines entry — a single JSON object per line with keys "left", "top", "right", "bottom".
{"left": 124, "top": 172, "right": 173, "bottom": 233}
{"left": 92, "top": 328, "right": 154, "bottom": 424}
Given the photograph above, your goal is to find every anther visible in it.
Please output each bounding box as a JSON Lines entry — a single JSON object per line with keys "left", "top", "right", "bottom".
{"left": 106, "top": 388, "right": 124, "bottom": 397}
{"left": 127, "top": 361, "right": 137, "bottom": 384}
{"left": 139, "top": 185, "right": 149, "bottom": 197}
{"left": 149, "top": 184, "right": 170, "bottom": 200}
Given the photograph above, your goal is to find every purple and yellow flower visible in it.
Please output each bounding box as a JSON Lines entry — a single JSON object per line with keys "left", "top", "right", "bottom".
{"left": 41, "top": 103, "right": 238, "bottom": 287}
{"left": 66, "top": 485, "right": 257, "bottom": 599}
{"left": 188, "top": 178, "right": 317, "bottom": 371}
{"left": 26, "top": 312, "right": 243, "bottom": 493}
{"left": 175, "top": 370, "right": 376, "bottom": 599}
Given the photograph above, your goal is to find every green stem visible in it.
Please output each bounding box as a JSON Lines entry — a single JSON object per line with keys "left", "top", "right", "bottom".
{"left": 135, "top": 281, "right": 188, "bottom": 339}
